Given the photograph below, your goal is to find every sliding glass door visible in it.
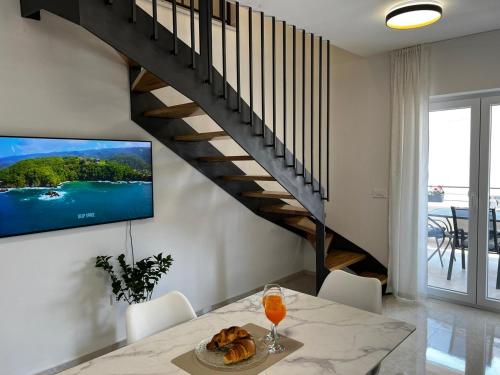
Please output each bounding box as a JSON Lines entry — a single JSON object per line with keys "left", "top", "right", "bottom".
{"left": 478, "top": 96, "right": 500, "bottom": 310}
{"left": 427, "top": 94, "right": 500, "bottom": 311}
{"left": 427, "top": 99, "right": 480, "bottom": 304}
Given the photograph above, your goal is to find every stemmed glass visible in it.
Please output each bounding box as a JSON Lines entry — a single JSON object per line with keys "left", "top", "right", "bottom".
{"left": 262, "top": 284, "right": 277, "bottom": 343}
{"left": 262, "top": 284, "right": 286, "bottom": 354}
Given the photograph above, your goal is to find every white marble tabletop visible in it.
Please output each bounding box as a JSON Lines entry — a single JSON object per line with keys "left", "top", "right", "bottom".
{"left": 60, "top": 289, "right": 415, "bottom": 375}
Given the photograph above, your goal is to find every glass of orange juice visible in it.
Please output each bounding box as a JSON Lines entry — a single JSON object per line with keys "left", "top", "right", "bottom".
{"left": 263, "top": 284, "right": 286, "bottom": 353}
{"left": 262, "top": 284, "right": 279, "bottom": 343}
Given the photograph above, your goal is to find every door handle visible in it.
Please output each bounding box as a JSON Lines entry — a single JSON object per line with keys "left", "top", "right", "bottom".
{"left": 470, "top": 191, "right": 477, "bottom": 210}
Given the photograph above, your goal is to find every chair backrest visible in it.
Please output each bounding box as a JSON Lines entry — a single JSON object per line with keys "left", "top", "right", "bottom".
{"left": 489, "top": 208, "right": 498, "bottom": 252}
{"left": 451, "top": 206, "right": 469, "bottom": 247}
{"left": 126, "top": 291, "right": 197, "bottom": 344}
{"left": 318, "top": 270, "right": 382, "bottom": 314}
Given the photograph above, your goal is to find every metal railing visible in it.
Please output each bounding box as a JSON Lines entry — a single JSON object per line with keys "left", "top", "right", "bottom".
{"left": 428, "top": 185, "right": 500, "bottom": 204}
{"left": 130, "top": 0, "right": 331, "bottom": 200}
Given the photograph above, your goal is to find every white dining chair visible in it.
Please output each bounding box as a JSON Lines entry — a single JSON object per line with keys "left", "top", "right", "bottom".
{"left": 318, "top": 270, "right": 382, "bottom": 314}
{"left": 126, "top": 291, "right": 197, "bottom": 344}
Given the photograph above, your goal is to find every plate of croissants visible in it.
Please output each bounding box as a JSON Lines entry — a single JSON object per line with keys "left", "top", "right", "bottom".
{"left": 194, "top": 326, "right": 269, "bottom": 370}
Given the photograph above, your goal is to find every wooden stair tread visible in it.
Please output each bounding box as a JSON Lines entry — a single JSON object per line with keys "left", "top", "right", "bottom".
{"left": 325, "top": 250, "right": 366, "bottom": 271}
{"left": 132, "top": 70, "right": 168, "bottom": 92}
{"left": 174, "top": 131, "right": 229, "bottom": 142}
{"left": 242, "top": 191, "right": 294, "bottom": 200}
{"left": 222, "top": 175, "right": 275, "bottom": 181}
{"left": 261, "top": 204, "right": 310, "bottom": 216}
{"left": 197, "top": 155, "right": 253, "bottom": 162}
{"left": 144, "top": 102, "right": 205, "bottom": 119}
{"left": 285, "top": 216, "right": 316, "bottom": 235}
{"left": 358, "top": 271, "right": 388, "bottom": 285}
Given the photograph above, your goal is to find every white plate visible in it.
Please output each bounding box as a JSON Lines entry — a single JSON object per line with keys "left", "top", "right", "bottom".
{"left": 194, "top": 336, "right": 269, "bottom": 371}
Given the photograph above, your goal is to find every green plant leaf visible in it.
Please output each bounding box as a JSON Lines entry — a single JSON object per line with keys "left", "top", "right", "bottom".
{"left": 95, "top": 251, "right": 174, "bottom": 304}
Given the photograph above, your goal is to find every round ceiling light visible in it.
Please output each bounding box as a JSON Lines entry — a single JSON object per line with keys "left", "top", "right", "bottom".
{"left": 386, "top": 3, "right": 443, "bottom": 30}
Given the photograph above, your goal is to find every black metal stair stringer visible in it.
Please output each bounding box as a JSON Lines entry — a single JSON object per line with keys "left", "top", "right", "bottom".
{"left": 129, "top": 67, "right": 310, "bottom": 238}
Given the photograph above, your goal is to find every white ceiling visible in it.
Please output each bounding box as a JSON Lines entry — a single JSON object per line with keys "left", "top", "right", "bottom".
{"left": 238, "top": 0, "right": 500, "bottom": 56}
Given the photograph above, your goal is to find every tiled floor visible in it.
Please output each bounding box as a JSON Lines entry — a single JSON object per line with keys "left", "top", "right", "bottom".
{"left": 282, "top": 273, "right": 500, "bottom": 375}
{"left": 380, "top": 296, "right": 500, "bottom": 375}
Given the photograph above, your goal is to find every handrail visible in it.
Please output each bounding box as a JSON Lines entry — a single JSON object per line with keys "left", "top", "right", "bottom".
{"left": 162, "top": 0, "right": 236, "bottom": 26}
{"left": 429, "top": 185, "right": 500, "bottom": 190}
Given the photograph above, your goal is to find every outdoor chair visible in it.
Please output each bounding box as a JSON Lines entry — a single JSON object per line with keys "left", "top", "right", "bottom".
{"left": 488, "top": 209, "right": 500, "bottom": 289}
{"left": 447, "top": 207, "right": 468, "bottom": 280}
{"left": 428, "top": 217, "right": 450, "bottom": 267}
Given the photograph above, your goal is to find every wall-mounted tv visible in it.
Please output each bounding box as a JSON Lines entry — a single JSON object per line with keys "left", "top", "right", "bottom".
{"left": 0, "top": 136, "right": 153, "bottom": 238}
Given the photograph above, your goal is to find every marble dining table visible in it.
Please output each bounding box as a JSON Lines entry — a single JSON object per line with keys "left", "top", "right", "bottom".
{"left": 60, "top": 288, "right": 415, "bottom": 375}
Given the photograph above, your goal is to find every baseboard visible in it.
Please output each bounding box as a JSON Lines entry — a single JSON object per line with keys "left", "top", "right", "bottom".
{"left": 35, "top": 341, "right": 126, "bottom": 375}
{"left": 34, "top": 270, "right": 311, "bottom": 375}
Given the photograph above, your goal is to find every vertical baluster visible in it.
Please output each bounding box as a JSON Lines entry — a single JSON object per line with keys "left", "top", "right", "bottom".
{"left": 317, "top": 36, "right": 322, "bottom": 194}
{"left": 272, "top": 16, "right": 276, "bottom": 148}
{"left": 236, "top": 2, "right": 241, "bottom": 112}
{"left": 248, "top": 6, "right": 254, "bottom": 126}
{"left": 315, "top": 219, "right": 327, "bottom": 294}
{"left": 309, "top": 33, "right": 314, "bottom": 185}
{"left": 282, "top": 21, "right": 287, "bottom": 159}
{"left": 326, "top": 42, "right": 330, "bottom": 201}
{"left": 190, "top": 0, "right": 195, "bottom": 68}
{"left": 300, "top": 29, "right": 305, "bottom": 177}
{"left": 172, "top": 0, "right": 178, "bottom": 55}
{"left": 292, "top": 25, "right": 297, "bottom": 168}
{"left": 199, "top": 0, "right": 209, "bottom": 81}
{"left": 130, "top": 0, "right": 137, "bottom": 23}
{"left": 221, "top": 0, "right": 227, "bottom": 99}
{"left": 207, "top": 0, "right": 213, "bottom": 84}
{"left": 152, "top": 0, "right": 159, "bottom": 40}
{"left": 260, "top": 11, "right": 266, "bottom": 138}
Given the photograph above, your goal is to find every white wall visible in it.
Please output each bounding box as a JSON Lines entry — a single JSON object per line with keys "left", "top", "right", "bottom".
{"left": 429, "top": 29, "right": 500, "bottom": 96}
{"left": 326, "top": 48, "right": 391, "bottom": 266}
{"left": 302, "top": 47, "right": 391, "bottom": 269}
{"left": 0, "top": 2, "right": 307, "bottom": 374}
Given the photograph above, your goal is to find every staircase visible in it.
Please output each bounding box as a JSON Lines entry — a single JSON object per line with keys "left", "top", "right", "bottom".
{"left": 20, "top": 0, "right": 387, "bottom": 293}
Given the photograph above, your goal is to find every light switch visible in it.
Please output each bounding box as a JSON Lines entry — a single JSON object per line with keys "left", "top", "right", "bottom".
{"left": 372, "top": 189, "right": 388, "bottom": 199}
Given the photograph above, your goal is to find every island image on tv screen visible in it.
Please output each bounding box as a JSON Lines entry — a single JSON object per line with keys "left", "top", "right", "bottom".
{"left": 0, "top": 136, "right": 153, "bottom": 238}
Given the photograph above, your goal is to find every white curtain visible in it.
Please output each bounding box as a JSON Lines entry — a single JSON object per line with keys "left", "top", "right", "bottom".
{"left": 388, "top": 45, "right": 430, "bottom": 300}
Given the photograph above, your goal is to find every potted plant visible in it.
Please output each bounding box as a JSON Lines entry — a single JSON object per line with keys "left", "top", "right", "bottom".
{"left": 428, "top": 185, "right": 445, "bottom": 202}
{"left": 95, "top": 252, "right": 173, "bottom": 304}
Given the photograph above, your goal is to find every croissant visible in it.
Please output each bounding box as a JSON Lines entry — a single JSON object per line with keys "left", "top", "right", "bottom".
{"left": 206, "top": 326, "right": 251, "bottom": 351}
{"left": 223, "top": 338, "right": 256, "bottom": 365}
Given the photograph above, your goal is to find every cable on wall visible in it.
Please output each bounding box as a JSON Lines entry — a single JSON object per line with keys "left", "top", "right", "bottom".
{"left": 128, "top": 220, "right": 135, "bottom": 266}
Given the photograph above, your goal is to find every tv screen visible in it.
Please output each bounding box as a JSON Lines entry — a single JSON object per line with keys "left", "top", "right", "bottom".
{"left": 0, "top": 136, "right": 153, "bottom": 238}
